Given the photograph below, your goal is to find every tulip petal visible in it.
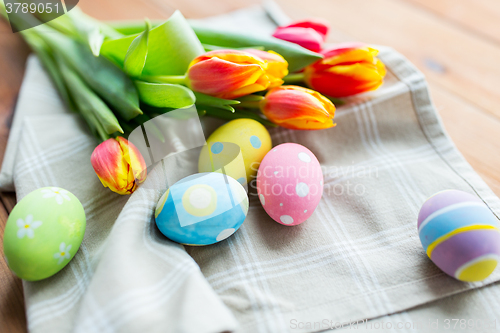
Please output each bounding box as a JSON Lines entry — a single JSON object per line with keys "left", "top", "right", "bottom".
{"left": 281, "top": 18, "right": 330, "bottom": 40}
{"left": 116, "top": 136, "right": 147, "bottom": 183}
{"left": 91, "top": 139, "right": 126, "bottom": 192}
{"left": 320, "top": 42, "right": 366, "bottom": 58}
{"left": 188, "top": 57, "right": 269, "bottom": 98}
{"left": 260, "top": 85, "right": 335, "bottom": 130}
{"left": 189, "top": 49, "right": 266, "bottom": 67}
{"left": 316, "top": 47, "right": 378, "bottom": 68}
{"left": 91, "top": 137, "right": 147, "bottom": 195}
{"left": 305, "top": 46, "right": 386, "bottom": 97}
{"left": 278, "top": 118, "right": 336, "bottom": 130}
{"left": 272, "top": 27, "right": 324, "bottom": 52}
{"left": 244, "top": 49, "right": 289, "bottom": 88}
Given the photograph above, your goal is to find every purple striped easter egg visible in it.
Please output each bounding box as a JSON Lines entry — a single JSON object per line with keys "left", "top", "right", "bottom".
{"left": 418, "top": 190, "right": 500, "bottom": 282}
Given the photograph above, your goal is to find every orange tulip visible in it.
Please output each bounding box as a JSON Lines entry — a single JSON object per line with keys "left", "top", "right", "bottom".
{"left": 90, "top": 137, "right": 147, "bottom": 195}
{"left": 187, "top": 49, "right": 288, "bottom": 99}
{"left": 304, "top": 43, "right": 386, "bottom": 97}
{"left": 259, "top": 85, "right": 336, "bottom": 130}
{"left": 244, "top": 49, "right": 288, "bottom": 88}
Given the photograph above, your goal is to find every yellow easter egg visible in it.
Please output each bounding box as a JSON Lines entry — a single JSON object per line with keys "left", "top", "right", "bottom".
{"left": 198, "top": 119, "right": 272, "bottom": 184}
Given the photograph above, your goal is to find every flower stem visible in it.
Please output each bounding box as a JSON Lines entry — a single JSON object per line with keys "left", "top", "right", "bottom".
{"left": 283, "top": 73, "right": 306, "bottom": 84}
{"left": 237, "top": 100, "right": 261, "bottom": 109}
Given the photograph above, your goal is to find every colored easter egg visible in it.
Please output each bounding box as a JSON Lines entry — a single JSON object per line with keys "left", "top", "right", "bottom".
{"left": 3, "top": 187, "right": 86, "bottom": 281}
{"left": 256, "top": 143, "right": 323, "bottom": 226}
{"left": 198, "top": 119, "right": 272, "bottom": 185}
{"left": 418, "top": 189, "right": 500, "bottom": 282}
{"left": 155, "top": 172, "right": 249, "bottom": 245}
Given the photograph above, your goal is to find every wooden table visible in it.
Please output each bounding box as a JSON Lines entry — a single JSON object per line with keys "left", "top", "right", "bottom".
{"left": 1, "top": 0, "right": 500, "bottom": 331}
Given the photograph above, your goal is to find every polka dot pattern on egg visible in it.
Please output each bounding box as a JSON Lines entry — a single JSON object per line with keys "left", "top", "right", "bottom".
{"left": 155, "top": 173, "right": 249, "bottom": 246}
{"left": 280, "top": 215, "right": 294, "bottom": 225}
{"left": 295, "top": 183, "right": 309, "bottom": 197}
{"left": 257, "top": 143, "right": 324, "bottom": 226}
{"left": 211, "top": 142, "right": 224, "bottom": 154}
{"left": 250, "top": 135, "right": 262, "bottom": 149}
{"left": 198, "top": 119, "right": 272, "bottom": 184}
{"left": 182, "top": 185, "right": 217, "bottom": 217}
{"left": 216, "top": 228, "right": 236, "bottom": 241}
{"left": 298, "top": 152, "right": 312, "bottom": 163}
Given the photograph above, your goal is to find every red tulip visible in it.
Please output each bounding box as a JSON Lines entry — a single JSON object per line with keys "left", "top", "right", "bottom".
{"left": 304, "top": 43, "right": 387, "bottom": 97}
{"left": 259, "top": 85, "right": 336, "bottom": 130}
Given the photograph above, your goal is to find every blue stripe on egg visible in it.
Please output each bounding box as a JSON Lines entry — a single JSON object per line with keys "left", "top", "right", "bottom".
{"left": 419, "top": 203, "right": 500, "bottom": 251}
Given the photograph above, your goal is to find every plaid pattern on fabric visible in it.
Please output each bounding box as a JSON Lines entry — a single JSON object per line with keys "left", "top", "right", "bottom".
{"left": 1, "top": 4, "right": 500, "bottom": 333}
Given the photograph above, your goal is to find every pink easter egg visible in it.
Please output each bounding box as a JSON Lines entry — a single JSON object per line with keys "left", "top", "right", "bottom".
{"left": 256, "top": 143, "right": 323, "bottom": 226}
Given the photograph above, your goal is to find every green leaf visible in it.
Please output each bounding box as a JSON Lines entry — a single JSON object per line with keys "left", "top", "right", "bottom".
{"left": 67, "top": 7, "right": 123, "bottom": 39}
{"left": 21, "top": 32, "right": 74, "bottom": 110}
{"left": 65, "top": 7, "right": 123, "bottom": 56}
{"left": 106, "top": 20, "right": 322, "bottom": 71}
{"left": 124, "top": 20, "right": 151, "bottom": 77}
{"left": 87, "top": 28, "right": 105, "bottom": 57}
{"left": 201, "top": 43, "right": 265, "bottom": 51}
{"left": 106, "top": 20, "right": 152, "bottom": 35}
{"left": 41, "top": 12, "right": 80, "bottom": 38}
{"left": 189, "top": 22, "right": 323, "bottom": 72}
{"left": 236, "top": 95, "right": 265, "bottom": 102}
{"left": 140, "top": 103, "right": 175, "bottom": 116}
{"left": 0, "top": 1, "right": 7, "bottom": 18}
{"left": 326, "top": 96, "right": 345, "bottom": 106}
{"left": 34, "top": 28, "right": 142, "bottom": 121}
{"left": 201, "top": 106, "right": 276, "bottom": 127}
{"left": 132, "top": 114, "right": 165, "bottom": 143}
{"left": 101, "top": 11, "right": 204, "bottom": 75}
{"left": 194, "top": 92, "right": 240, "bottom": 112}
{"left": 139, "top": 75, "right": 186, "bottom": 85}
{"left": 57, "top": 57, "right": 124, "bottom": 135}
{"left": 135, "top": 81, "right": 195, "bottom": 109}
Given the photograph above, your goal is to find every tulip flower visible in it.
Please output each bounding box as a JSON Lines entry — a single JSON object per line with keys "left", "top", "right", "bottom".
{"left": 244, "top": 49, "right": 289, "bottom": 88}
{"left": 186, "top": 50, "right": 275, "bottom": 99}
{"left": 303, "top": 43, "right": 387, "bottom": 97}
{"left": 90, "top": 137, "right": 147, "bottom": 195}
{"left": 280, "top": 18, "right": 330, "bottom": 40}
{"left": 272, "top": 18, "right": 330, "bottom": 52}
{"left": 259, "top": 85, "right": 336, "bottom": 130}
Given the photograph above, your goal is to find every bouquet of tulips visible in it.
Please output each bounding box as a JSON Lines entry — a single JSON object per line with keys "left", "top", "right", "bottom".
{"left": 0, "top": 3, "right": 386, "bottom": 195}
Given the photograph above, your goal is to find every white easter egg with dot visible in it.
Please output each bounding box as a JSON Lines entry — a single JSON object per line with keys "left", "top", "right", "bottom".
{"left": 3, "top": 187, "right": 86, "bottom": 281}
{"left": 198, "top": 119, "right": 272, "bottom": 185}
{"left": 155, "top": 172, "right": 249, "bottom": 245}
{"left": 256, "top": 143, "right": 323, "bottom": 226}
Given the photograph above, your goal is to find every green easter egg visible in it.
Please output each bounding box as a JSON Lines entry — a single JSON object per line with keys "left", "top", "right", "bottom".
{"left": 3, "top": 187, "right": 86, "bottom": 281}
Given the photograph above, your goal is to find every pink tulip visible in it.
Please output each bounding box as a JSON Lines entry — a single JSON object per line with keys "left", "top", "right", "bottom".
{"left": 272, "top": 18, "right": 330, "bottom": 52}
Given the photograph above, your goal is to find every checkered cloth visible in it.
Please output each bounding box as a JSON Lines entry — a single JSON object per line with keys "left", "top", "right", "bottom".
{"left": 2, "top": 3, "right": 500, "bottom": 333}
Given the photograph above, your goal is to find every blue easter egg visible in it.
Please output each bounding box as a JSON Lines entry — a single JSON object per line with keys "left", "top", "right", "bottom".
{"left": 155, "top": 173, "right": 249, "bottom": 246}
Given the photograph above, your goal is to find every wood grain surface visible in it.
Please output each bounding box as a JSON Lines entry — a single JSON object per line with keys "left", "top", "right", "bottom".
{"left": 1, "top": 0, "right": 500, "bottom": 331}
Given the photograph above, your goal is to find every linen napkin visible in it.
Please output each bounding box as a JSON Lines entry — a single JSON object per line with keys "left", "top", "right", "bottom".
{"left": 2, "top": 3, "right": 500, "bottom": 333}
